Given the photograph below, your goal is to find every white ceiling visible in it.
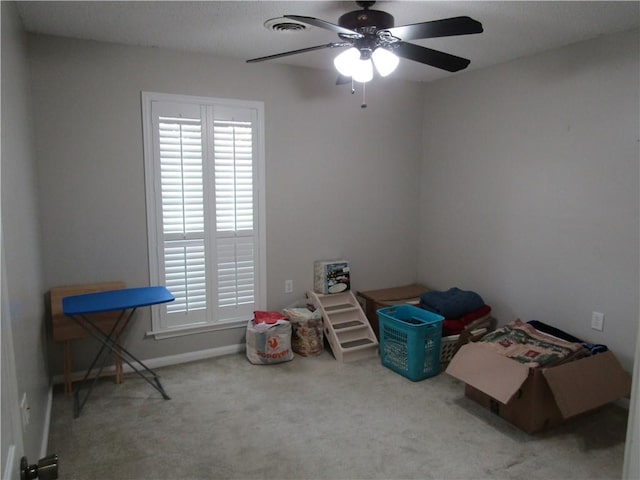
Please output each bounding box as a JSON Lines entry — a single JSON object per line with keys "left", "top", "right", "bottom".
{"left": 15, "top": 1, "right": 640, "bottom": 83}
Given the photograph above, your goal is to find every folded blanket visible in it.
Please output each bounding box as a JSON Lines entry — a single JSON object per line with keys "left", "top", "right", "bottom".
{"left": 442, "top": 304, "right": 492, "bottom": 336}
{"left": 527, "top": 320, "right": 608, "bottom": 355}
{"left": 479, "top": 319, "right": 589, "bottom": 368}
{"left": 420, "top": 287, "right": 485, "bottom": 319}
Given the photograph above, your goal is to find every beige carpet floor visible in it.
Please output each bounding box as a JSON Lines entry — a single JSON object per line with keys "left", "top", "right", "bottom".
{"left": 47, "top": 351, "right": 629, "bottom": 480}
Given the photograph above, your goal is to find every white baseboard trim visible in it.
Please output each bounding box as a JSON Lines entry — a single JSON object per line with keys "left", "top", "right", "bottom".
{"left": 2, "top": 445, "right": 15, "bottom": 480}
{"left": 52, "top": 343, "right": 245, "bottom": 386}
{"left": 138, "top": 343, "right": 245, "bottom": 371}
{"left": 40, "top": 385, "right": 53, "bottom": 458}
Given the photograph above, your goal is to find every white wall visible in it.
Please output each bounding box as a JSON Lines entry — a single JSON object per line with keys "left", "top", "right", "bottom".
{"left": 28, "top": 35, "right": 425, "bottom": 373}
{"left": 1, "top": 1, "right": 50, "bottom": 462}
{"left": 419, "top": 29, "right": 639, "bottom": 369}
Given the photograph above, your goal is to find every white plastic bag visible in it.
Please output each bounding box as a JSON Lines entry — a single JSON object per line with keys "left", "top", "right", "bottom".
{"left": 245, "top": 318, "right": 293, "bottom": 365}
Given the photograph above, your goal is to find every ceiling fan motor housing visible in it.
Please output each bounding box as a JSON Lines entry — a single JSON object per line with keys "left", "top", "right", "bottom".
{"left": 338, "top": 9, "right": 394, "bottom": 33}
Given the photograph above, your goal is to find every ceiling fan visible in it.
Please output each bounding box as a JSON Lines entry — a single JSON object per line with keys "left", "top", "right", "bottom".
{"left": 247, "top": 1, "right": 483, "bottom": 84}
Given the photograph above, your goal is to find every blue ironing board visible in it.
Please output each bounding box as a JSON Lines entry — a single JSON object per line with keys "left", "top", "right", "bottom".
{"left": 63, "top": 286, "right": 175, "bottom": 417}
{"left": 63, "top": 286, "right": 174, "bottom": 315}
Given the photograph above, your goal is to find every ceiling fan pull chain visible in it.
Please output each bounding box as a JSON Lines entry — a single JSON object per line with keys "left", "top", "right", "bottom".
{"left": 351, "top": 77, "right": 355, "bottom": 94}
{"left": 361, "top": 82, "right": 367, "bottom": 108}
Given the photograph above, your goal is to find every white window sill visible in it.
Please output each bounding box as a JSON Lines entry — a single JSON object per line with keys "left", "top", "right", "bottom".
{"left": 146, "top": 319, "right": 248, "bottom": 340}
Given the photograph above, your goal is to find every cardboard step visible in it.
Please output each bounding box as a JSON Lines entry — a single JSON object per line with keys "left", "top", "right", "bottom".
{"left": 333, "top": 320, "right": 366, "bottom": 330}
{"left": 341, "top": 338, "right": 376, "bottom": 349}
{"left": 307, "top": 290, "right": 378, "bottom": 362}
{"left": 342, "top": 343, "right": 379, "bottom": 362}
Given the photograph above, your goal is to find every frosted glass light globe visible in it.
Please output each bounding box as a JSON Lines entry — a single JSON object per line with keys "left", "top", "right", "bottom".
{"left": 372, "top": 48, "right": 399, "bottom": 77}
{"left": 352, "top": 58, "right": 373, "bottom": 83}
{"left": 333, "top": 47, "right": 361, "bottom": 77}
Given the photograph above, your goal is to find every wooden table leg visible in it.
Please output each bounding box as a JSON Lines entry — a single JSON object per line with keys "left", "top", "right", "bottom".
{"left": 113, "top": 347, "right": 124, "bottom": 384}
{"left": 63, "top": 341, "right": 73, "bottom": 396}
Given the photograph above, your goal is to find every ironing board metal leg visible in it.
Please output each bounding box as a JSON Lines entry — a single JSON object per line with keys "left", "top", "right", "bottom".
{"left": 69, "top": 308, "right": 170, "bottom": 417}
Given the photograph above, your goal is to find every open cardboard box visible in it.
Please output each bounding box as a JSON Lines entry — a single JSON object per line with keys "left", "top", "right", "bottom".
{"left": 445, "top": 342, "right": 632, "bottom": 433}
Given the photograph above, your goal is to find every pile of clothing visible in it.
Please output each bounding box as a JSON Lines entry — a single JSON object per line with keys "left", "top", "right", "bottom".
{"left": 526, "top": 320, "right": 608, "bottom": 356}
{"left": 477, "top": 319, "right": 608, "bottom": 368}
{"left": 419, "top": 287, "right": 492, "bottom": 336}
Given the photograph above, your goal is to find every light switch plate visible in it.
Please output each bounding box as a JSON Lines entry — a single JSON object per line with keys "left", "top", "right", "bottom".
{"left": 591, "top": 311, "right": 604, "bottom": 331}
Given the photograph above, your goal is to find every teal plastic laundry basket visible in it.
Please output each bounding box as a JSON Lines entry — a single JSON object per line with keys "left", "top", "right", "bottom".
{"left": 378, "top": 305, "right": 444, "bottom": 381}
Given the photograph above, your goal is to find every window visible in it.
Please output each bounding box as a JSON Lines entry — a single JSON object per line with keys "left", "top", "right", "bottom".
{"left": 142, "top": 92, "right": 266, "bottom": 338}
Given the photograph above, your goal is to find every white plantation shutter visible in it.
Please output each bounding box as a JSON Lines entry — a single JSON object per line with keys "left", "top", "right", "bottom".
{"left": 164, "top": 241, "right": 207, "bottom": 314}
{"left": 214, "top": 121, "right": 254, "bottom": 233}
{"left": 159, "top": 118, "right": 204, "bottom": 235}
{"left": 216, "top": 239, "right": 254, "bottom": 309}
{"left": 213, "top": 118, "right": 256, "bottom": 319}
{"left": 143, "top": 93, "right": 265, "bottom": 336}
{"left": 158, "top": 116, "right": 208, "bottom": 319}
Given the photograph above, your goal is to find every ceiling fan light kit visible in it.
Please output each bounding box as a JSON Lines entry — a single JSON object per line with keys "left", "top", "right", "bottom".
{"left": 333, "top": 47, "right": 360, "bottom": 76}
{"left": 371, "top": 47, "right": 400, "bottom": 77}
{"left": 334, "top": 45, "right": 399, "bottom": 80}
{"left": 248, "top": 1, "right": 483, "bottom": 105}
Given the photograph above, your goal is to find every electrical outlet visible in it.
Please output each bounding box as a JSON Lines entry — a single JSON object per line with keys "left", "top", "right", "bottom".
{"left": 591, "top": 312, "right": 604, "bottom": 331}
{"left": 285, "top": 280, "right": 293, "bottom": 294}
{"left": 20, "top": 392, "right": 30, "bottom": 427}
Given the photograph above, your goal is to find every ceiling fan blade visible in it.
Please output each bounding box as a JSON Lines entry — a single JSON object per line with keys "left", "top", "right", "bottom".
{"left": 394, "top": 42, "right": 470, "bottom": 72}
{"left": 384, "top": 16, "right": 483, "bottom": 41}
{"left": 247, "top": 42, "right": 350, "bottom": 63}
{"left": 284, "top": 15, "right": 362, "bottom": 38}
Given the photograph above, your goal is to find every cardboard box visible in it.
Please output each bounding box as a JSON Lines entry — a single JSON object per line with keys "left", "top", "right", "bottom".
{"left": 314, "top": 260, "right": 350, "bottom": 294}
{"left": 356, "top": 284, "right": 427, "bottom": 338}
{"left": 445, "top": 342, "right": 631, "bottom": 433}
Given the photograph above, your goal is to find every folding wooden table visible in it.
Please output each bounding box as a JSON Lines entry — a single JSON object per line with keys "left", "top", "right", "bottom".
{"left": 50, "top": 282, "right": 127, "bottom": 395}
{"left": 62, "top": 286, "right": 174, "bottom": 417}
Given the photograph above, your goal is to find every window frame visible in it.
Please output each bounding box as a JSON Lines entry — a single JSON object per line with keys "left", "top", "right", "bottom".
{"left": 141, "top": 91, "right": 266, "bottom": 339}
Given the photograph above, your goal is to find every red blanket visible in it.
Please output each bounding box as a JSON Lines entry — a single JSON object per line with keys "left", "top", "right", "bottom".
{"left": 442, "top": 304, "right": 492, "bottom": 336}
